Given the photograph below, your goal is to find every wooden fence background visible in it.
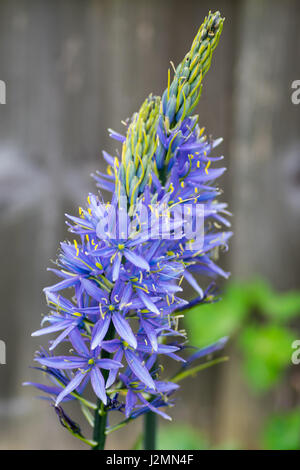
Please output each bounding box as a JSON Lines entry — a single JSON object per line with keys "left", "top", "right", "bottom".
{"left": 0, "top": 0, "right": 299, "bottom": 449}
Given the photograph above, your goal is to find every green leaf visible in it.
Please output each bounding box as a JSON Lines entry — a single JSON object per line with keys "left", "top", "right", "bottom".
{"left": 263, "top": 291, "right": 300, "bottom": 321}
{"left": 238, "top": 325, "right": 294, "bottom": 392}
{"left": 238, "top": 278, "right": 273, "bottom": 309}
{"left": 184, "top": 283, "right": 248, "bottom": 347}
{"left": 262, "top": 409, "right": 300, "bottom": 450}
{"left": 237, "top": 278, "right": 300, "bottom": 321}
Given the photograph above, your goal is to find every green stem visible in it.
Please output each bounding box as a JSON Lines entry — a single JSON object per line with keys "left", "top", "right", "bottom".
{"left": 92, "top": 322, "right": 115, "bottom": 450}
{"left": 92, "top": 400, "right": 107, "bottom": 450}
{"left": 143, "top": 410, "right": 157, "bottom": 450}
{"left": 143, "top": 358, "right": 158, "bottom": 450}
{"left": 172, "top": 356, "right": 229, "bottom": 383}
{"left": 105, "top": 417, "right": 131, "bottom": 435}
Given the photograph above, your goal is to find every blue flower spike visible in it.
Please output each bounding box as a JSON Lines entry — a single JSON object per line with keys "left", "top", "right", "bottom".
{"left": 27, "top": 10, "right": 230, "bottom": 449}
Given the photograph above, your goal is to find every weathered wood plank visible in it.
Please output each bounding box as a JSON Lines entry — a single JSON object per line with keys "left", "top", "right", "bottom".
{"left": 218, "top": 0, "right": 300, "bottom": 448}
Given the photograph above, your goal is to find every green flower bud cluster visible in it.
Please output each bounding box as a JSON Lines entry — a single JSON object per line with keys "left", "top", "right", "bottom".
{"left": 116, "top": 94, "right": 160, "bottom": 206}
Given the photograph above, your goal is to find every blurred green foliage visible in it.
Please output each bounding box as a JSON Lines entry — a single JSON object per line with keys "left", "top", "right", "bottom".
{"left": 238, "top": 324, "right": 294, "bottom": 391}
{"left": 184, "top": 278, "right": 300, "bottom": 392}
{"left": 132, "top": 279, "right": 300, "bottom": 450}
{"left": 158, "top": 425, "right": 241, "bottom": 450}
{"left": 158, "top": 425, "right": 208, "bottom": 450}
{"left": 262, "top": 408, "right": 300, "bottom": 450}
{"left": 158, "top": 410, "right": 300, "bottom": 450}
{"left": 181, "top": 278, "right": 300, "bottom": 449}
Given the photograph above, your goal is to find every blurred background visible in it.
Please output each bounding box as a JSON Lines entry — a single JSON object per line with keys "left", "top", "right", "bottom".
{"left": 0, "top": 0, "right": 300, "bottom": 449}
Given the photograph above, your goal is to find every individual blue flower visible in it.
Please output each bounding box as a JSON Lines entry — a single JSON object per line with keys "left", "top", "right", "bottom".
{"left": 31, "top": 291, "right": 100, "bottom": 350}
{"left": 35, "top": 331, "right": 123, "bottom": 405}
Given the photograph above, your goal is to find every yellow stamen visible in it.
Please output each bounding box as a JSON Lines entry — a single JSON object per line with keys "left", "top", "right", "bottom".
{"left": 74, "top": 239, "right": 79, "bottom": 256}
{"left": 205, "top": 160, "right": 211, "bottom": 174}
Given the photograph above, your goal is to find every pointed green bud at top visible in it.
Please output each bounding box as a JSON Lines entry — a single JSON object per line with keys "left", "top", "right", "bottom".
{"left": 161, "top": 10, "right": 224, "bottom": 131}
{"left": 154, "top": 11, "right": 224, "bottom": 178}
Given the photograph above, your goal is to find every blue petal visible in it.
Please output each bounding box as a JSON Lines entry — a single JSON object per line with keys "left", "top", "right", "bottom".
{"left": 56, "top": 371, "right": 86, "bottom": 405}
{"left": 138, "top": 393, "right": 172, "bottom": 421}
{"left": 91, "top": 247, "right": 116, "bottom": 258}
{"left": 45, "top": 292, "right": 74, "bottom": 312}
{"left": 112, "top": 312, "right": 137, "bottom": 349}
{"left": 36, "top": 356, "right": 87, "bottom": 369}
{"left": 185, "top": 337, "right": 228, "bottom": 367}
{"left": 81, "top": 278, "right": 106, "bottom": 302}
{"left": 106, "top": 348, "right": 124, "bottom": 388}
{"left": 137, "top": 290, "right": 160, "bottom": 315}
{"left": 69, "top": 329, "right": 90, "bottom": 357}
{"left": 120, "top": 283, "right": 133, "bottom": 308}
{"left": 125, "top": 390, "right": 137, "bottom": 418}
{"left": 96, "top": 358, "right": 123, "bottom": 370}
{"left": 123, "top": 249, "right": 150, "bottom": 271}
{"left": 31, "top": 320, "right": 72, "bottom": 337}
{"left": 141, "top": 318, "right": 158, "bottom": 352}
{"left": 49, "top": 324, "right": 76, "bottom": 351}
{"left": 124, "top": 349, "right": 156, "bottom": 390}
{"left": 155, "top": 381, "right": 179, "bottom": 393}
{"left": 112, "top": 254, "right": 121, "bottom": 282}
{"left": 23, "top": 382, "right": 65, "bottom": 397}
{"left": 46, "top": 277, "right": 79, "bottom": 292}
{"left": 108, "top": 129, "right": 126, "bottom": 143}
{"left": 102, "top": 150, "right": 115, "bottom": 165}
{"left": 91, "top": 314, "right": 111, "bottom": 350}
{"left": 90, "top": 367, "right": 107, "bottom": 404}
{"left": 66, "top": 214, "right": 94, "bottom": 229}
{"left": 101, "top": 339, "right": 121, "bottom": 353}
{"left": 183, "top": 271, "right": 203, "bottom": 298}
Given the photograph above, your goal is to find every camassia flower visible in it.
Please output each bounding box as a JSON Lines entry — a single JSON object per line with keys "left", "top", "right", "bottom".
{"left": 27, "top": 11, "right": 231, "bottom": 448}
{"left": 35, "top": 331, "right": 123, "bottom": 405}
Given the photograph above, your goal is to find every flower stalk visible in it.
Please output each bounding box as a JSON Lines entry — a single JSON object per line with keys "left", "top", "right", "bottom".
{"left": 144, "top": 410, "right": 157, "bottom": 450}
